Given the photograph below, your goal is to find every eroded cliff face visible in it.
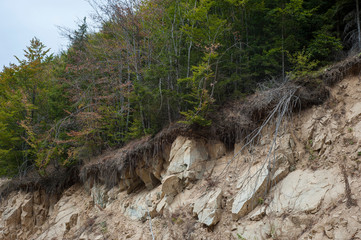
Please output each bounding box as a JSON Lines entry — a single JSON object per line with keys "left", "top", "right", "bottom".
{"left": 1, "top": 76, "right": 361, "bottom": 240}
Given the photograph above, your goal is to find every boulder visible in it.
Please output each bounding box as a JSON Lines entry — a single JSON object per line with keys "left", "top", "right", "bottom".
{"left": 193, "top": 188, "right": 223, "bottom": 226}
{"left": 166, "top": 136, "right": 209, "bottom": 180}
{"left": 232, "top": 164, "right": 269, "bottom": 219}
{"left": 162, "top": 175, "right": 182, "bottom": 197}
{"left": 232, "top": 157, "right": 289, "bottom": 219}
{"left": 122, "top": 186, "right": 162, "bottom": 220}
{"left": 268, "top": 169, "right": 343, "bottom": 215}
{"left": 36, "top": 196, "right": 80, "bottom": 240}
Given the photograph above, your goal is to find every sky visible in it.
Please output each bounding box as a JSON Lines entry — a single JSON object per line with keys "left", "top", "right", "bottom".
{"left": 0, "top": 0, "right": 95, "bottom": 68}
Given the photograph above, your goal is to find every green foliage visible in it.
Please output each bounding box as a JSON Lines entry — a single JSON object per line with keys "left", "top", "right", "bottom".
{"left": 178, "top": 48, "right": 218, "bottom": 126}
{"left": 288, "top": 48, "right": 319, "bottom": 77}
{"left": 308, "top": 30, "right": 343, "bottom": 62}
{"left": 0, "top": 0, "right": 356, "bottom": 176}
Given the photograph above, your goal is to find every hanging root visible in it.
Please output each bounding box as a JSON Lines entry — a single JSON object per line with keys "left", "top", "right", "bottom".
{"left": 218, "top": 78, "right": 299, "bottom": 179}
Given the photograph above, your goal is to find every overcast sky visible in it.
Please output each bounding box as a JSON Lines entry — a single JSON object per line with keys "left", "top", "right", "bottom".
{"left": 0, "top": 0, "right": 95, "bottom": 68}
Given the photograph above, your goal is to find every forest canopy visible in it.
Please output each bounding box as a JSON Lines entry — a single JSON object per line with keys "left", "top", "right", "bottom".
{"left": 0, "top": 0, "right": 360, "bottom": 176}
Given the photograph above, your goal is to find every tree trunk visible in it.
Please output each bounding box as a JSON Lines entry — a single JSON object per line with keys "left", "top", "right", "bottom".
{"left": 356, "top": 0, "right": 361, "bottom": 50}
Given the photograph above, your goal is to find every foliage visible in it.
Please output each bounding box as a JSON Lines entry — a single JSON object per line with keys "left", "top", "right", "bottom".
{"left": 288, "top": 48, "right": 319, "bottom": 77}
{"left": 0, "top": 0, "right": 358, "bottom": 176}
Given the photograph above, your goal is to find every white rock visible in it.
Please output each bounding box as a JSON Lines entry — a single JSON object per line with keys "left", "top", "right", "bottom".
{"left": 36, "top": 197, "right": 80, "bottom": 240}
{"left": 232, "top": 154, "right": 289, "bottom": 220}
{"left": 234, "top": 221, "right": 271, "bottom": 240}
{"left": 193, "top": 188, "right": 222, "bottom": 226}
{"left": 122, "top": 187, "right": 162, "bottom": 220}
{"left": 268, "top": 169, "right": 342, "bottom": 215}
{"left": 347, "top": 102, "right": 361, "bottom": 122}
{"left": 166, "top": 136, "right": 208, "bottom": 179}
{"left": 232, "top": 164, "right": 269, "bottom": 219}
{"left": 313, "top": 132, "right": 326, "bottom": 150}
{"left": 249, "top": 206, "right": 266, "bottom": 221}
{"left": 353, "top": 121, "right": 361, "bottom": 140}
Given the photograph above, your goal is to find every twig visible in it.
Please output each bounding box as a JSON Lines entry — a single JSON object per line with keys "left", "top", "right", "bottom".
{"left": 146, "top": 197, "right": 155, "bottom": 240}
{"left": 218, "top": 79, "right": 298, "bottom": 178}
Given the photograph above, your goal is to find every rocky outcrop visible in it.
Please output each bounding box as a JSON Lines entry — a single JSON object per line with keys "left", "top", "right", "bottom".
{"left": 268, "top": 169, "right": 344, "bottom": 215}
{"left": 166, "top": 136, "right": 209, "bottom": 181}
{"left": 231, "top": 133, "right": 292, "bottom": 219}
{"left": 0, "top": 190, "right": 56, "bottom": 240}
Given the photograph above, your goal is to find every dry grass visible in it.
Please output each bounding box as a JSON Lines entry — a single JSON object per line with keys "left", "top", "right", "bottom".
{"left": 0, "top": 165, "right": 79, "bottom": 201}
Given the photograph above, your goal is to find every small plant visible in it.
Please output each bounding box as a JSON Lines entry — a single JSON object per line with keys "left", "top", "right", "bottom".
{"left": 258, "top": 197, "right": 264, "bottom": 204}
{"left": 99, "top": 221, "right": 107, "bottom": 234}
{"left": 348, "top": 128, "right": 353, "bottom": 133}
{"left": 171, "top": 212, "right": 184, "bottom": 225}
{"left": 270, "top": 224, "right": 277, "bottom": 239}
{"left": 357, "top": 151, "right": 361, "bottom": 157}
{"left": 343, "top": 137, "right": 356, "bottom": 146}
{"left": 237, "top": 233, "right": 247, "bottom": 240}
{"left": 309, "top": 153, "right": 317, "bottom": 161}
{"left": 306, "top": 140, "right": 317, "bottom": 161}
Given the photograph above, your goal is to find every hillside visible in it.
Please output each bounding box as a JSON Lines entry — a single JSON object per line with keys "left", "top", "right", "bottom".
{"left": 2, "top": 0, "right": 361, "bottom": 239}
{"left": 1, "top": 58, "right": 361, "bottom": 239}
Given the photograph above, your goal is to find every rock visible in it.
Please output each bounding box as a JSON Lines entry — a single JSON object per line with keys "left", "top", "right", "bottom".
{"left": 155, "top": 197, "right": 167, "bottom": 214}
{"left": 136, "top": 167, "right": 161, "bottom": 190}
{"left": 65, "top": 213, "right": 78, "bottom": 232}
{"left": 2, "top": 194, "right": 25, "bottom": 233}
{"left": 90, "top": 184, "right": 108, "bottom": 208}
{"left": 271, "top": 217, "right": 303, "bottom": 239}
{"left": 193, "top": 188, "right": 222, "bottom": 226}
{"left": 268, "top": 169, "right": 343, "bottom": 215}
{"left": 234, "top": 141, "right": 246, "bottom": 155}
{"left": 353, "top": 121, "right": 361, "bottom": 141}
{"left": 162, "top": 175, "right": 183, "bottom": 197}
{"left": 249, "top": 206, "right": 266, "bottom": 221}
{"left": 333, "top": 226, "right": 349, "bottom": 240}
{"left": 232, "top": 152, "right": 290, "bottom": 220}
{"left": 166, "top": 136, "right": 209, "bottom": 180}
{"left": 347, "top": 102, "right": 361, "bottom": 122}
{"left": 271, "top": 165, "right": 289, "bottom": 183}
{"left": 121, "top": 170, "right": 144, "bottom": 194}
{"left": 107, "top": 187, "right": 121, "bottom": 201}
{"left": 232, "top": 164, "right": 269, "bottom": 219}
{"left": 122, "top": 187, "right": 162, "bottom": 220}
{"left": 135, "top": 155, "right": 164, "bottom": 190}
{"left": 36, "top": 195, "right": 80, "bottom": 240}
{"left": 3, "top": 207, "right": 21, "bottom": 229}
{"left": 234, "top": 221, "right": 271, "bottom": 240}
{"left": 312, "top": 132, "right": 326, "bottom": 150}
{"left": 206, "top": 140, "right": 226, "bottom": 159}
{"left": 21, "top": 196, "right": 34, "bottom": 230}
